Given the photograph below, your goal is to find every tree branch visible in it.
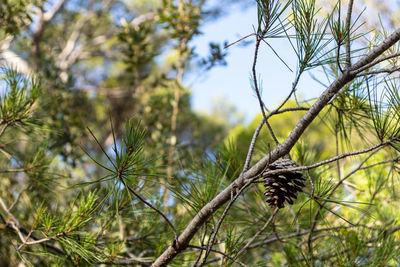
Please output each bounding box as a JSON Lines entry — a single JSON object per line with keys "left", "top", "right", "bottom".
{"left": 354, "top": 52, "right": 400, "bottom": 73}
{"left": 356, "top": 66, "right": 400, "bottom": 76}
{"left": 251, "top": 28, "right": 280, "bottom": 146}
{"left": 260, "top": 138, "right": 394, "bottom": 177}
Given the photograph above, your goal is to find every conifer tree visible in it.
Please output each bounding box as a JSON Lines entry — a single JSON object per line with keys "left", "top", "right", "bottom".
{"left": 1, "top": 0, "right": 400, "bottom": 266}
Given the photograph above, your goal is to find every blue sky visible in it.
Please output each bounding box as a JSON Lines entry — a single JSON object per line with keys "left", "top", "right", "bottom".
{"left": 188, "top": 3, "right": 326, "bottom": 123}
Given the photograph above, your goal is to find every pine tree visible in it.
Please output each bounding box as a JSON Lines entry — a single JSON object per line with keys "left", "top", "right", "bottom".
{"left": 1, "top": 0, "right": 400, "bottom": 266}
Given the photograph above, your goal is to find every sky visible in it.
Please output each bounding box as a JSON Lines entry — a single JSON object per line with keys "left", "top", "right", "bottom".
{"left": 188, "top": 3, "right": 326, "bottom": 123}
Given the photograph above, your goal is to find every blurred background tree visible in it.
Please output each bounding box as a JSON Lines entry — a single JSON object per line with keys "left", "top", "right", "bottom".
{"left": 0, "top": 0, "right": 245, "bottom": 265}
{"left": 1, "top": 0, "right": 400, "bottom": 266}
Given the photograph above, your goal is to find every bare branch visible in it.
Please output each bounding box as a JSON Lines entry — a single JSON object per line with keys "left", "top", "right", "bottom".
{"left": 42, "top": 0, "right": 67, "bottom": 24}
{"left": 57, "top": 19, "right": 88, "bottom": 68}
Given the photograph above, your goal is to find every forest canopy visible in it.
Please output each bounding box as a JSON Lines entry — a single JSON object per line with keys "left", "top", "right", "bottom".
{"left": 1, "top": 0, "right": 400, "bottom": 266}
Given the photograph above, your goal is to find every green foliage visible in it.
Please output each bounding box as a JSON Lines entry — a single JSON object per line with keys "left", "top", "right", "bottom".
{"left": 159, "top": 0, "right": 203, "bottom": 42}
{"left": 174, "top": 155, "right": 227, "bottom": 213}
{"left": 0, "top": 67, "right": 41, "bottom": 126}
{"left": 291, "top": 0, "right": 332, "bottom": 71}
{"left": 256, "top": 0, "right": 292, "bottom": 38}
{"left": 200, "top": 42, "right": 228, "bottom": 70}
{"left": 118, "top": 21, "right": 162, "bottom": 85}
{"left": 218, "top": 140, "right": 243, "bottom": 180}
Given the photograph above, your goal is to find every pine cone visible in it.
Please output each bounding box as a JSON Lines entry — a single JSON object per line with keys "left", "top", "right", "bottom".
{"left": 263, "top": 158, "right": 305, "bottom": 208}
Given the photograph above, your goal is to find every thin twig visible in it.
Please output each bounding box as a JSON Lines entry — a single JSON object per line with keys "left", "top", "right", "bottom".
{"left": 242, "top": 119, "right": 265, "bottom": 172}
{"left": 0, "top": 197, "right": 19, "bottom": 226}
{"left": 242, "top": 106, "right": 309, "bottom": 172}
{"left": 260, "top": 139, "right": 394, "bottom": 178}
{"left": 0, "top": 122, "right": 10, "bottom": 137}
{"left": 0, "top": 197, "right": 25, "bottom": 243}
{"left": 359, "top": 157, "right": 400, "bottom": 170}
{"left": 0, "top": 201, "right": 66, "bottom": 255}
{"left": 298, "top": 233, "right": 340, "bottom": 247}
{"left": 251, "top": 27, "right": 280, "bottom": 145}
{"left": 199, "top": 180, "right": 253, "bottom": 265}
{"left": 9, "top": 185, "right": 30, "bottom": 211}
{"left": 120, "top": 180, "right": 178, "bottom": 242}
{"left": 188, "top": 245, "right": 248, "bottom": 267}
{"left": 354, "top": 52, "right": 400, "bottom": 73}
{"left": 0, "top": 118, "right": 21, "bottom": 138}
{"left": 297, "top": 224, "right": 400, "bottom": 263}
{"left": 101, "top": 257, "right": 153, "bottom": 264}
{"left": 261, "top": 39, "right": 293, "bottom": 72}
{"left": 0, "top": 165, "right": 37, "bottom": 173}
{"left": 356, "top": 66, "right": 400, "bottom": 76}
{"left": 192, "top": 223, "right": 208, "bottom": 267}
{"left": 336, "top": 40, "right": 344, "bottom": 73}
{"left": 19, "top": 231, "right": 68, "bottom": 246}
{"left": 224, "top": 33, "right": 255, "bottom": 49}
{"left": 243, "top": 53, "right": 306, "bottom": 172}
{"left": 235, "top": 207, "right": 279, "bottom": 260}
{"left": 306, "top": 148, "right": 381, "bottom": 264}
{"left": 271, "top": 219, "right": 285, "bottom": 244}
{"left": 17, "top": 207, "right": 43, "bottom": 251}
{"left": 345, "top": 0, "right": 354, "bottom": 67}
{"left": 203, "top": 257, "right": 220, "bottom": 265}
{"left": 275, "top": 73, "right": 303, "bottom": 115}
{"left": 248, "top": 224, "right": 369, "bottom": 249}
